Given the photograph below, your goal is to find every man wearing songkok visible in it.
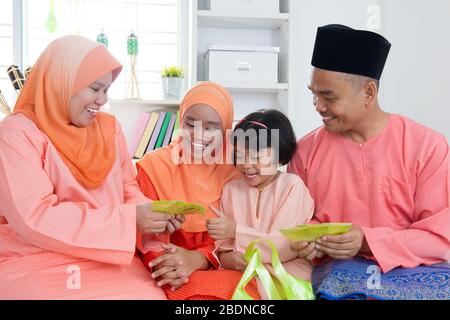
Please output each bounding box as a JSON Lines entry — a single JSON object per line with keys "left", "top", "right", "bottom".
{"left": 288, "top": 24, "right": 450, "bottom": 300}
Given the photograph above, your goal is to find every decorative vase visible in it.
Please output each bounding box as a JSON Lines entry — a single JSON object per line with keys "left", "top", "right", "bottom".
{"left": 161, "top": 77, "right": 183, "bottom": 100}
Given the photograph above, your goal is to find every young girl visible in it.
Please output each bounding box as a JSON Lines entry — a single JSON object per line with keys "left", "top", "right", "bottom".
{"left": 207, "top": 109, "right": 315, "bottom": 293}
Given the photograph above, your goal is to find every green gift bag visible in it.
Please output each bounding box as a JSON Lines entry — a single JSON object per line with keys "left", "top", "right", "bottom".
{"left": 232, "top": 239, "right": 315, "bottom": 300}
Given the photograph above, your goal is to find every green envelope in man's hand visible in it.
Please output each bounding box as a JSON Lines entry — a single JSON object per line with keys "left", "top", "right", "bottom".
{"left": 151, "top": 200, "right": 206, "bottom": 216}
{"left": 280, "top": 223, "right": 353, "bottom": 242}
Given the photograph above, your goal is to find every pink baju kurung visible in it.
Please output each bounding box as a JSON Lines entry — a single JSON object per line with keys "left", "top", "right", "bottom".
{"left": 288, "top": 114, "right": 450, "bottom": 273}
{"left": 215, "top": 172, "right": 314, "bottom": 281}
{"left": 0, "top": 114, "right": 166, "bottom": 299}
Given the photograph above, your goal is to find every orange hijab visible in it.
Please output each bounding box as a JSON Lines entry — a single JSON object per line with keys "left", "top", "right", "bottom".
{"left": 137, "top": 82, "right": 242, "bottom": 233}
{"left": 14, "top": 35, "right": 122, "bottom": 189}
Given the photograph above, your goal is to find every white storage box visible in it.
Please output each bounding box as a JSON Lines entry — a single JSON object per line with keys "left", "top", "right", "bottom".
{"left": 205, "top": 45, "right": 279, "bottom": 84}
{"left": 210, "top": 0, "right": 280, "bottom": 15}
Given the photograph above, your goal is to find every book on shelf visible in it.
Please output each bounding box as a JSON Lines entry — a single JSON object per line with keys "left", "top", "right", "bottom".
{"left": 154, "top": 112, "right": 173, "bottom": 150}
{"left": 134, "top": 112, "right": 160, "bottom": 159}
{"left": 128, "top": 112, "right": 151, "bottom": 157}
{"left": 171, "top": 111, "right": 181, "bottom": 141}
{"left": 144, "top": 111, "right": 167, "bottom": 155}
{"left": 162, "top": 113, "right": 177, "bottom": 147}
{"left": 130, "top": 110, "right": 182, "bottom": 159}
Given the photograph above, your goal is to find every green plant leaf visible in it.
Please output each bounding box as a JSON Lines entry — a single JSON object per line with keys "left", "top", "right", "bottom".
{"left": 161, "top": 66, "right": 184, "bottom": 78}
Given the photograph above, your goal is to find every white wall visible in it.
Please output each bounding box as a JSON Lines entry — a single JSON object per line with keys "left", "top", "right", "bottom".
{"left": 289, "top": 0, "right": 378, "bottom": 139}
{"left": 382, "top": 0, "right": 450, "bottom": 140}
{"left": 289, "top": 0, "right": 450, "bottom": 140}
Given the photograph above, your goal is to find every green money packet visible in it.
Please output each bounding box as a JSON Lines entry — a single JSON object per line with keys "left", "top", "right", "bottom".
{"left": 151, "top": 200, "right": 206, "bottom": 216}
{"left": 280, "top": 223, "right": 353, "bottom": 242}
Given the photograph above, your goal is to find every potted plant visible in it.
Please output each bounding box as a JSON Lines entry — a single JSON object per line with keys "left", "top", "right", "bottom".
{"left": 161, "top": 66, "right": 184, "bottom": 100}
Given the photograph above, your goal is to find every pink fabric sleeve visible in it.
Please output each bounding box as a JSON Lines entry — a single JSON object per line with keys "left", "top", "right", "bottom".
{"left": 117, "top": 123, "right": 154, "bottom": 254}
{"left": 362, "top": 137, "right": 450, "bottom": 273}
{"left": 0, "top": 127, "right": 137, "bottom": 266}
{"left": 213, "top": 187, "right": 240, "bottom": 267}
{"left": 213, "top": 182, "right": 238, "bottom": 267}
{"left": 234, "top": 181, "right": 315, "bottom": 264}
{"left": 134, "top": 165, "right": 165, "bottom": 255}
{"left": 287, "top": 146, "right": 308, "bottom": 185}
{"left": 288, "top": 150, "right": 322, "bottom": 225}
{"left": 213, "top": 238, "right": 235, "bottom": 269}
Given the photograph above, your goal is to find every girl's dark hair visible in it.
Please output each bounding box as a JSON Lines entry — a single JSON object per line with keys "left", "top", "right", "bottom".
{"left": 232, "top": 109, "right": 297, "bottom": 166}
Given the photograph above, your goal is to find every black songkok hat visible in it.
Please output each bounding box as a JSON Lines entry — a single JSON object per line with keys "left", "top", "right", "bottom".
{"left": 311, "top": 24, "right": 392, "bottom": 80}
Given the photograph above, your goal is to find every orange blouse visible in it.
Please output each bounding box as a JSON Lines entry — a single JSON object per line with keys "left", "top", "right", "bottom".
{"left": 136, "top": 166, "right": 219, "bottom": 269}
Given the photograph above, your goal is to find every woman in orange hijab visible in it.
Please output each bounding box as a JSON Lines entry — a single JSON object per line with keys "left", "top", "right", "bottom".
{"left": 137, "top": 82, "right": 259, "bottom": 300}
{"left": 0, "top": 35, "right": 180, "bottom": 299}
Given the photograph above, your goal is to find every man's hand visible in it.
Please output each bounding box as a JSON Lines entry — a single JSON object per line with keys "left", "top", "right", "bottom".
{"left": 315, "top": 225, "right": 370, "bottom": 259}
{"left": 206, "top": 206, "right": 236, "bottom": 240}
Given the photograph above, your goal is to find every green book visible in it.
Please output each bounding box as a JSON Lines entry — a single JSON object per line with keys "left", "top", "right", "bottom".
{"left": 171, "top": 111, "right": 180, "bottom": 141}
{"left": 154, "top": 112, "right": 172, "bottom": 149}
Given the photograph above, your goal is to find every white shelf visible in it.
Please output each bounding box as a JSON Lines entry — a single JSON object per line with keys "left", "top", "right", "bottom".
{"left": 190, "top": 0, "right": 293, "bottom": 123}
{"left": 197, "top": 10, "right": 289, "bottom": 29}
{"left": 107, "top": 99, "right": 181, "bottom": 109}
{"left": 199, "top": 81, "right": 288, "bottom": 93}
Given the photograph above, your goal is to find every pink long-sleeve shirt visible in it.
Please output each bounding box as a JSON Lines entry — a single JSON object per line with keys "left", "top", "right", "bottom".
{"left": 288, "top": 114, "right": 450, "bottom": 273}
{"left": 215, "top": 172, "right": 314, "bottom": 281}
{"left": 0, "top": 114, "right": 165, "bottom": 299}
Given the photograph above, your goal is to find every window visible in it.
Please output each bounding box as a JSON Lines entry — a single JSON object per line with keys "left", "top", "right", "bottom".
{"left": 6, "top": 0, "right": 182, "bottom": 101}
{"left": 0, "top": 0, "right": 14, "bottom": 119}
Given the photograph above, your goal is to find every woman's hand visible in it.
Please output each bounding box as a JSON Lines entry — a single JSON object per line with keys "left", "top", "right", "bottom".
{"left": 149, "top": 243, "right": 209, "bottom": 291}
{"left": 315, "top": 225, "right": 369, "bottom": 259}
{"left": 206, "top": 206, "right": 236, "bottom": 240}
{"left": 218, "top": 250, "right": 247, "bottom": 271}
{"left": 166, "top": 215, "right": 185, "bottom": 234}
{"left": 136, "top": 203, "right": 171, "bottom": 235}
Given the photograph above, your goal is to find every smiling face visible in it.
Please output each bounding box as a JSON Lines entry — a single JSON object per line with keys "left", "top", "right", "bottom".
{"left": 309, "top": 68, "right": 368, "bottom": 133}
{"left": 181, "top": 103, "right": 224, "bottom": 155}
{"left": 235, "top": 142, "right": 278, "bottom": 188}
{"left": 68, "top": 72, "right": 112, "bottom": 127}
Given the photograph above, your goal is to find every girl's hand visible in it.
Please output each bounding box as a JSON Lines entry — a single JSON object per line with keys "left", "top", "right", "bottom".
{"left": 136, "top": 203, "right": 170, "bottom": 235}
{"left": 206, "top": 206, "right": 236, "bottom": 240}
{"left": 166, "top": 214, "right": 185, "bottom": 234}
{"left": 219, "top": 250, "right": 247, "bottom": 271}
{"left": 290, "top": 241, "right": 324, "bottom": 261}
{"left": 149, "top": 243, "right": 209, "bottom": 291}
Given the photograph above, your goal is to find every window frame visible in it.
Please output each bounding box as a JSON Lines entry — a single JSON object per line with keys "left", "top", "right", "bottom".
{"left": 10, "top": 0, "right": 188, "bottom": 101}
